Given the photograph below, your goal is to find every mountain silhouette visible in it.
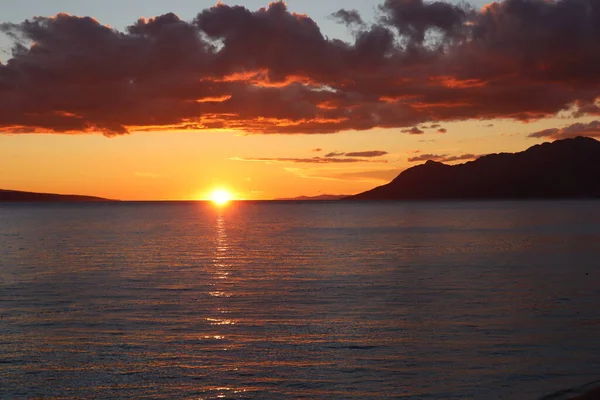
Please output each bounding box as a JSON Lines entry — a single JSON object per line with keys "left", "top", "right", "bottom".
{"left": 0, "top": 189, "right": 113, "bottom": 202}
{"left": 350, "top": 137, "right": 600, "bottom": 200}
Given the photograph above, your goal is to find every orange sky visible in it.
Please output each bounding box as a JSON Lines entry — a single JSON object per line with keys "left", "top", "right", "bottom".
{"left": 0, "top": 118, "right": 591, "bottom": 200}
{"left": 1, "top": 1, "right": 599, "bottom": 200}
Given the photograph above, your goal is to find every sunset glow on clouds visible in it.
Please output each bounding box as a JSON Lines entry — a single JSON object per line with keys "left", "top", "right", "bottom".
{"left": 1, "top": 0, "right": 600, "bottom": 137}
{"left": 1, "top": 0, "right": 599, "bottom": 199}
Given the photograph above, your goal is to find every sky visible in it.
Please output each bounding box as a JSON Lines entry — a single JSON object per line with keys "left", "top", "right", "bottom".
{"left": 1, "top": 0, "right": 599, "bottom": 200}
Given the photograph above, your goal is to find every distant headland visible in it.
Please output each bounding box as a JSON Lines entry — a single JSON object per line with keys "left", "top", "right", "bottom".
{"left": 0, "top": 189, "right": 114, "bottom": 202}
{"left": 349, "top": 137, "right": 600, "bottom": 200}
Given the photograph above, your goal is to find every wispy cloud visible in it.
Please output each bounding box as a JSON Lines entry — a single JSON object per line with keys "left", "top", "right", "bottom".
{"left": 407, "top": 153, "right": 480, "bottom": 163}
{"left": 345, "top": 151, "right": 388, "bottom": 158}
{"left": 324, "top": 152, "right": 345, "bottom": 157}
{"left": 330, "top": 169, "right": 401, "bottom": 182}
{"left": 528, "top": 120, "right": 600, "bottom": 140}
{"left": 324, "top": 150, "right": 388, "bottom": 158}
{"left": 231, "top": 156, "right": 388, "bottom": 164}
{"left": 401, "top": 127, "right": 425, "bottom": 135}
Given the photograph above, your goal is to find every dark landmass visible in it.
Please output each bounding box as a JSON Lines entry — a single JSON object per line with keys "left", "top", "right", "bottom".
{"left": 0, "top": 189, "right": 114, "bottom": 202}
{"left": 570, "top": 387, "right": 600, "bottom": 399}
{"left": 277, "top": 194, "right": 348, "bottom": 201}
{"left": 350, "top": 137, "right": 600, "bottom": 200}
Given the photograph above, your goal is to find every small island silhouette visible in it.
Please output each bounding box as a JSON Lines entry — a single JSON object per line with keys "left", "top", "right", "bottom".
{"left": 350, "top": 137, "right": 600, "bottom": 200}
{"left": 0, "top": 189, "right": 113, "bottom": 202}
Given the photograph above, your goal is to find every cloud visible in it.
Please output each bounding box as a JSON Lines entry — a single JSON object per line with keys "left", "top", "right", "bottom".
{"left": 231, "top": 156, "right": 388, "bottom": 164}
{"left": 345, "top": 150, "right": 388, "bottom": 157}
{"left": 312, "top": 148, "right": 323, "bottom": 152}
{"left": 441, "top": 153, "right": 479, "bottom": 162}
{"left": 408, "top": 153, "right": 445, "bottom": 162}
{"left": 324, "top": 150, "right": 389, "bottom": 158}
{"left": 379, "top": 0, "right": 471, "bottom": 43}
{"left": 331, "top": 9, "right": 364, "bottom": 26}
{"left": 408, "top": 153, "right": 479, "bottom": 162}
{"left": 402, "top": 127, "right": 425, "bottom": 135}
{"left": 437, "top": 128, "right": 447, "bottom": 133}
{"left": 332, "top": 168, "right": 401, "bottom": 182}
{"left": 1, "top": 0, "right": 600, "bottom": 136}
{"left": 528, "top": 120, "right": 600, "bottom": 140}
{"left": 324, "top": 152, "right": 346, "bottom": 157}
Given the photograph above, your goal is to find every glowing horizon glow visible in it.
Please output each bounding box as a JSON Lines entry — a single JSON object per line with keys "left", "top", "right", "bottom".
{"left": 209, "top": 188, "right": 233, "bottom": 206}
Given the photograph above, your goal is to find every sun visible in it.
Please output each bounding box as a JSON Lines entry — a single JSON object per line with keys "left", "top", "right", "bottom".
{"left": 209, "top": 189, "right": 233, "bottom": 206}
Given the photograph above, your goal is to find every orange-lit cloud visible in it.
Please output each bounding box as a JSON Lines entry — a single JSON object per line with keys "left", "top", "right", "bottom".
{"left": 231, "top": 156, "right": 388, "bottom": 164}
{"left": 1, "top": 0, "right": 600, "bottom": 136}
{"left": 402, "top": 127, "right": 425, "bottom": 135}
{"left": 324, "top": 150, "right": 388, "bottom": 158}
{"left": 408, "top": 153, "right": 480, "bottom": 163}
{"left": 528, "top": 120, "right": 600, "bottom": 140}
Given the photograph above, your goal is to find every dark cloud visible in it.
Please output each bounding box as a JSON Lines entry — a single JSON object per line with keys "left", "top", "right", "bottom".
{"left": 1, "top": 0, "right": 600, "bottom": 136}
{"left": 408, "top": 153, "right": 446, "bottom": 162}
{"left": 331, "top": 9, "right": 364, "bottom": 26}
{"left": 379, "top": 0, "right": 471, "bottom": 43}
{"left": 442, "top": 153, "right": 480, "bottom": 162}
{"left": 325, "top": 152, "right": 346, "bottom": 157}
{"left": 430, "top": 124, "right": 441, "bottom": 128}
{"left": 402, "top": 127, "right": 425, "bottom": 134}
{"left": 529, "top": 128, "right": 560, "bottom": 139}
{"left": 528, "top": 121, "right": 600, "bottom": 140}
{"left": 312, "top": 148, "right": 323, "bottom": 152}
{"left": 345, "top": 150, "right": 389, "bottom": 157}
{"left": 408, "top": 153, "right": 479, "bottom": 162}
{"left": 573, "top": 102, "right": 600, "bottom": 117}
{"left": 438, "top": 128, "right": 447, "bottom": 133}
{"left": 232, "top": 156, "right": 387, "bottom": 164}
{"left": 325, "top": 150, "right": 388, "bottom": 157}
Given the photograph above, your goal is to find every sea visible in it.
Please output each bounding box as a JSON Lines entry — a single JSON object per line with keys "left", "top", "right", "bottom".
{"left": 1, "top": 201, "right": 599, "bottom": 399}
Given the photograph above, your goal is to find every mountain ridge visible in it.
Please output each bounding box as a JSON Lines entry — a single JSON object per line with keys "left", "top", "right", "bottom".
{"left": 350, "top": 137, "right": 600, "bottom": 200}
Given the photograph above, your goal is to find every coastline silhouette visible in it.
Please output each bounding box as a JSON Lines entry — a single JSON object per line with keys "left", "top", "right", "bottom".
{"left": 350, "top": 137, "right": 600, "bottom": 200}
{"left": 0, "top": 189, "right": 113, "bottom": 202}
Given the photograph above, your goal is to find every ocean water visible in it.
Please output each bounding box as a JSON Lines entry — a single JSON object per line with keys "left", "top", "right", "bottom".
{"left": 1, "top": 201, "right": 599, "bottom": 399}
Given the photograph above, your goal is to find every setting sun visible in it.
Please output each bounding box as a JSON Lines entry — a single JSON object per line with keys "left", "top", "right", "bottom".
{"left": 209, "top": 189, "right": 233, "bottom": 206}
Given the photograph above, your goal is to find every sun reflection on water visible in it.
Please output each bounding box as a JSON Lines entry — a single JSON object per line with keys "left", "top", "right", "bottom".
{"left": 213, "top": 213, "right": 230, "bottom": 280}
{"left": 208, "top": 211, "right": 236, "bottom": 328}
